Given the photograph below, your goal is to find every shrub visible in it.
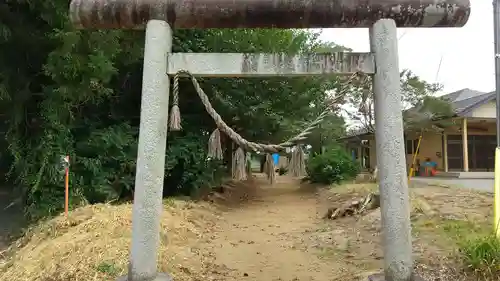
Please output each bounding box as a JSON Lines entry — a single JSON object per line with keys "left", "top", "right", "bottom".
{"left": 305, "top": 145, "right": 360, "bottom": 185}
{"left": 163, "top": 133, "right": 225, "bottom": 197}
{"left": 459, "top": 233, "right": 500, "bottom": 278}
{"left": 277, "top": 167, "right": 288, "bottom": 176}
{"left": 75, "top": 127, "right": 224, "bottom": 201}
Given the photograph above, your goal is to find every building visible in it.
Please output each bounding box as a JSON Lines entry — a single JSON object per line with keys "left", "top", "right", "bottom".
{"left": 343, "top": 88, "right": 497, "bottom": 178}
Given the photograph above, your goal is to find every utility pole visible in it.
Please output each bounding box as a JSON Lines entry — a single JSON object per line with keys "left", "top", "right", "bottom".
{"left": 493, "top": 0, "right": 500, "bottom": 236}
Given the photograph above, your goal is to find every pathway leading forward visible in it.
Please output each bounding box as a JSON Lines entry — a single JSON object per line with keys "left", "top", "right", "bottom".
{"left": 201, "top": 180, "right": 357, "bottom": 280}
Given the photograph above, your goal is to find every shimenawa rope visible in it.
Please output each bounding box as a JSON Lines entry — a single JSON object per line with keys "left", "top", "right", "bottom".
{"left": 168, "top": 70, "right": 363, "bottom": 181}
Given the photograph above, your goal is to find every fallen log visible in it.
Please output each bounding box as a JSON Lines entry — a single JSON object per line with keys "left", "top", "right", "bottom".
{"left": 324, "top": 193, "right": 380, "bottom": 220}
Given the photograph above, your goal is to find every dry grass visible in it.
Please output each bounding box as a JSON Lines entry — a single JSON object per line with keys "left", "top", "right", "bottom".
{"left": 0, "top": 178, "right": 495, "bottom": 281}
{"left": 314, "top": 182, "right": 496, "bottom": 280}
{"left": 0, "top": 199, "right": 219, "bottom": 281}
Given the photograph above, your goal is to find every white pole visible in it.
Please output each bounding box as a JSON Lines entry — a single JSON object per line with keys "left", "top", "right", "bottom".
{"left": 118, "top": 20, "right": 173, "bottom": 281}
{"left": 369, "top": 19, "right": 414, "bottom": 281}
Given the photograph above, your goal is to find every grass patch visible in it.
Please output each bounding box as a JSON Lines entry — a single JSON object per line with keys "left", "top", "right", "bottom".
{"left": 436, "top": 219, "right": 488, "bottom": 239}
{"left": 413, "top": 216, "right": 500, "bottom": 278}
{"left": 413, "top": 217, "right": 490, "bottom": 245}
{"left": 96, "top": 261, "right": 121, "bottom": 276}
{"left": 458, "top": 233, "right": 500, "bottom": 278}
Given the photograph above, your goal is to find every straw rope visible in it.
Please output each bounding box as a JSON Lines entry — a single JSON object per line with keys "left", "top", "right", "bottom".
{"left": 172, "top": 70, "right": 362, "bottom": 153}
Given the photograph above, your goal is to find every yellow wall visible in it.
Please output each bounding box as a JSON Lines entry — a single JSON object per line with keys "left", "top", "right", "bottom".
{"left": 365, "top": 132, "right": 444, "bottom": 171}
{"left": 405, "top": 132, "right": 444, "bottom": 170}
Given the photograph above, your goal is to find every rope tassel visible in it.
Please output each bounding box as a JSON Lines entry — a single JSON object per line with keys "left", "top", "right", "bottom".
{"left": 264, "top": 153, "right": 276, "bottom": 184}
{"left": 207, "top": 128, "right": 223, "bottom": 160}
{"left": 169, "top": 105, "right": 181, "bottom": 131}
{"left": 232, "top": 147, "right": 247, "bottom": 181}
{"left": 289, "top": 145, "right": 306, "bottom": 177}
{"left": 169, "top": 73, "right": 182, "bottom": 131}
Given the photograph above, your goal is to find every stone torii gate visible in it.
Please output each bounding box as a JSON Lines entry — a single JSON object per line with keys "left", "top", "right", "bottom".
{"left": 68, "top": 1, "right": 470, "bottom": 281}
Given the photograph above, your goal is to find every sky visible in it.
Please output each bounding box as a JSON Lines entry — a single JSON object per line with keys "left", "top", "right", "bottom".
{"left": 319, "top": 0, "right": 494, "bottom": 95}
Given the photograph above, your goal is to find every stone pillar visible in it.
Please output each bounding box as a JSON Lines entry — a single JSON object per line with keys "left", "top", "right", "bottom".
{"left": 118, "top": 20, "right": 173, "bottom": 281}
{"left": 369, "top": 19, "right": 413, "bottom": 281}
{"left": 462, "top": 118, "right": 469, "bottom": 172}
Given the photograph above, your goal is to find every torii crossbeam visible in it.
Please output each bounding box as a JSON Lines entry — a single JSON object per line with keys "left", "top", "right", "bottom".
{"left": 69, "top": 0, "right": 470, "bottom": 29}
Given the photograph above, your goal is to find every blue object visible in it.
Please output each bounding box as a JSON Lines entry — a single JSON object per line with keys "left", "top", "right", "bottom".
{"left": 272, "top": 153, "right": 279, "bottom": 166}
{"left": 422, "top": 161, "right": 437, "bottom": 168}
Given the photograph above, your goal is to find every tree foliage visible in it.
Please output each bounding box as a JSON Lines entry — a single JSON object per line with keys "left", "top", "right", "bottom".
{"left": 0, "top": 1, "right": 348, "bottom": 218}
{"left": 307, "top": 115, "right": 346, "bottom": 154}
{"left": 343, "top": 69, "right": 453, "bottom": 134}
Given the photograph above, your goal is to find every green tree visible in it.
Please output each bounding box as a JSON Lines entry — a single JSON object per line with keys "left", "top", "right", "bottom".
{"left": 343, "top": 70, "right": 453, "bottom": 134}
{"left": 0, "top": 2, "right": 349, "bottom": 218}
{"left": 307, "top": 115, "right": 346, "bottom": 154}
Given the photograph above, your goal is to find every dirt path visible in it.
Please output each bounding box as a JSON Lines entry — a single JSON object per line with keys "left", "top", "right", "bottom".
{"left": 202, "top": 178, "right": 356, "bottom": 281}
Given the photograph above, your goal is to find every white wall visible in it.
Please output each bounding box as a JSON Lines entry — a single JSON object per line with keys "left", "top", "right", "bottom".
{"left": 471, "top": 101, "right": 496, "bottom": 118}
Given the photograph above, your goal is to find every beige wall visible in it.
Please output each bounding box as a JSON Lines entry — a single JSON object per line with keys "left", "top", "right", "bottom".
{"left": 471, "top": 101, "right": 496, "bottom": 118}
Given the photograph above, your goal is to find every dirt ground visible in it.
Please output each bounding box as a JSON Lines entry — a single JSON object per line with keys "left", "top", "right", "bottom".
{"left": 201, "top": 176, "right": 493, "bottom": 281}
{"left": 204, "top": 176, "right": 354, "bottom": 280}
{"left": 0, "top": 174, "right": 493, "bottom": 281}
